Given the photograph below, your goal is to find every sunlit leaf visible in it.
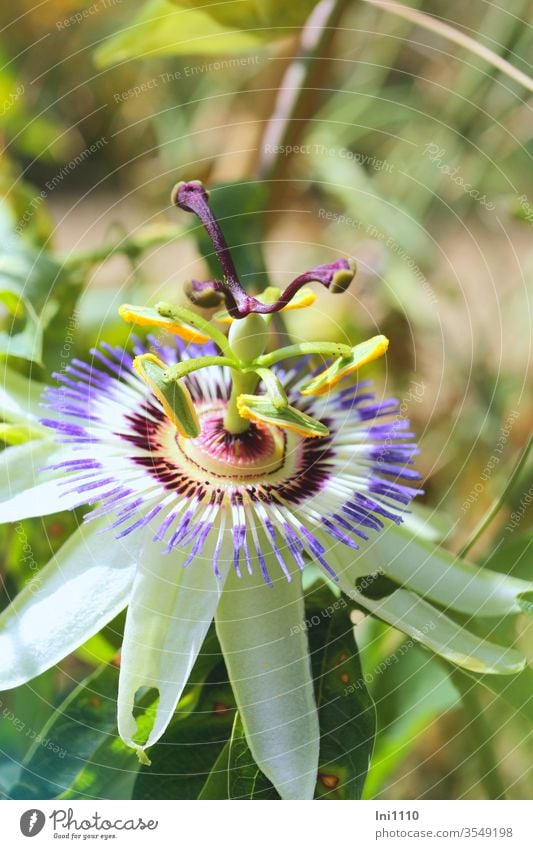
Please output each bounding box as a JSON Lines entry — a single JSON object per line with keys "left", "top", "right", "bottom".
{"left": 171, "top": 0, "right": 318, "bottom": 30}
{"left": 95, "top": 0, "right": 305, "bottom": 67}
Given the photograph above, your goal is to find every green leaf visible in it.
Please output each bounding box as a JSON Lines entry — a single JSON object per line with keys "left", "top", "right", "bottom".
{"left": 196, "top": 740, "right": 232, "bottom": 799}
{"left": 95, "top": 0, "right": 296, "bottom": 67}
{"left": 198, "top": 714, "right": 281, "bottom": 799}
{"left": 171, "top": 0, "right": 318, "bottom": 30}
{"left": 133, "top": 662, "right": 236, "bottom": 800}
{"left": 0, "top": 201, "right": 83, "bottom": 371}
{"left": 75, "top": 632, "right": 119, "bottom": 667}
{"left": 0, "top": 288, "right": 42, "bottom": 364}
{"left": 306, "top": 585, "right": 376, "bottom": 799}
{"left": 9, "top": 664, "right": 134, "bottom": 799}
{"left": 223, "top": 714, "right": 279, "bottom": 799}
{"left": 0, "top": 244, "right": 61, "bottom": 316}
{"left": 482, "top": 532, "right": 533, "bottom": 581}
{"left": 362, "top": 624, "right": 459, "bottom": 798}
{"left": 0, "top": 422, "right": 43, "bottom": 445}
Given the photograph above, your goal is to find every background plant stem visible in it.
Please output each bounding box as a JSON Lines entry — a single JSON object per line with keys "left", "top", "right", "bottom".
{"left": 449, "top": 668, "right": 508, "bottom": 800}
{"left": 61, "top": 225, "right": 185, "bottom": 269}
{"left": 460, "top": 435, "right": 533, "bottom": 558}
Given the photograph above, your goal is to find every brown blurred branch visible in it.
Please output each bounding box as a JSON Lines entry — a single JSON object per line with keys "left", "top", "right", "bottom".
{"left": 257, "top": 0, "right": 350, "bottom": 190}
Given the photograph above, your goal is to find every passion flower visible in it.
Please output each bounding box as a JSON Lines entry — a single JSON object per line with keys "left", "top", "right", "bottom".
{"left": 0, "top": 181, "right": 528, "bottom": 800}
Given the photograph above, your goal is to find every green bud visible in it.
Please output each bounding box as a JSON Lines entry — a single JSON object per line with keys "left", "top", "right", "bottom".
{"left": 228, "top": 313, "right": 268, "bottom": 362}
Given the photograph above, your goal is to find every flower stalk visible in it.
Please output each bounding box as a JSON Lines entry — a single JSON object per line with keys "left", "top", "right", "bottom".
{"left": 224, "top": 370, "right": 260, "bottom": 434}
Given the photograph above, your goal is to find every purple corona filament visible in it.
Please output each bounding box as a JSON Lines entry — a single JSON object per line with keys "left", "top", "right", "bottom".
{"left": 38, "top": 334, "right": 423, "bottom": 586}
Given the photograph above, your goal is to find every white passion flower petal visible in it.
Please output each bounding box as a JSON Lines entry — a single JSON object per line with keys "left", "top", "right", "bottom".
{"left": 215, "top": 553, "right": 320, "bottom": 800}
{"left": 117, "top": 530, "right": 229, "bottom": 760}
{"left": 0, "top": 518, "right": 137, "bottom": 690}
{"left": 0, "top": 439, "right": 57, "bottom": 500}
{"left": 313, "top": 530, "right": 526, "bottom": 675}
{"left": 400, "top": 503, "right": 452, "bottom": 543}
{"left": 349, "top": 586, "right": 525, "bottom": 675}
{"left": 350, "top": 523, "right": 531, "bottom": 617}
{"left": 0, "top": 439, "right": 74, "bottom": 520}
{"left": 0, "top": 366, "right": 47, "bottom": 427}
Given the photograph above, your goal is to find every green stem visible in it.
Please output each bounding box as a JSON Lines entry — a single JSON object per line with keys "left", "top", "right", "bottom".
{"left": 256, "top": 341, "right": 352, "bottom": 369}
{"left": 449, "top": 668, "right": 508, "bottom": 800}
{"left": 156, "top": 302, "right": 234, "bottom": 358}
{"left": 60, "top": 225, "right": 185, "bottom": 269}
{"left": 460, "top": 434, "right": 533, "bottom": 558}
{"left": 254, "top": 367, "right": 288, "bottom": 410}
{"left": 223, "top": 370, "right": 259, "bottom": 434}
{"left": 163, "top": 356, "right": 234, "bottom": 382}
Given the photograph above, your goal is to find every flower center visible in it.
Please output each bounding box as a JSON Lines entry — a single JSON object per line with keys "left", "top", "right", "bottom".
{"left": 178, "top": 405, "right": 287, "bottom": 480}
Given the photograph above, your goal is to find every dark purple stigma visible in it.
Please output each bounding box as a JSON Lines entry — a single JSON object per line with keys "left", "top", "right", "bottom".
{"left": 172, "top": 180, "right": 356, "bottom": 319}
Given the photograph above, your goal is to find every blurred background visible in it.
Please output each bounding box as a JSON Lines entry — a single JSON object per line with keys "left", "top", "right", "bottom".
{"left": 0, "top": 0, "right": 532, "bottom": 800}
